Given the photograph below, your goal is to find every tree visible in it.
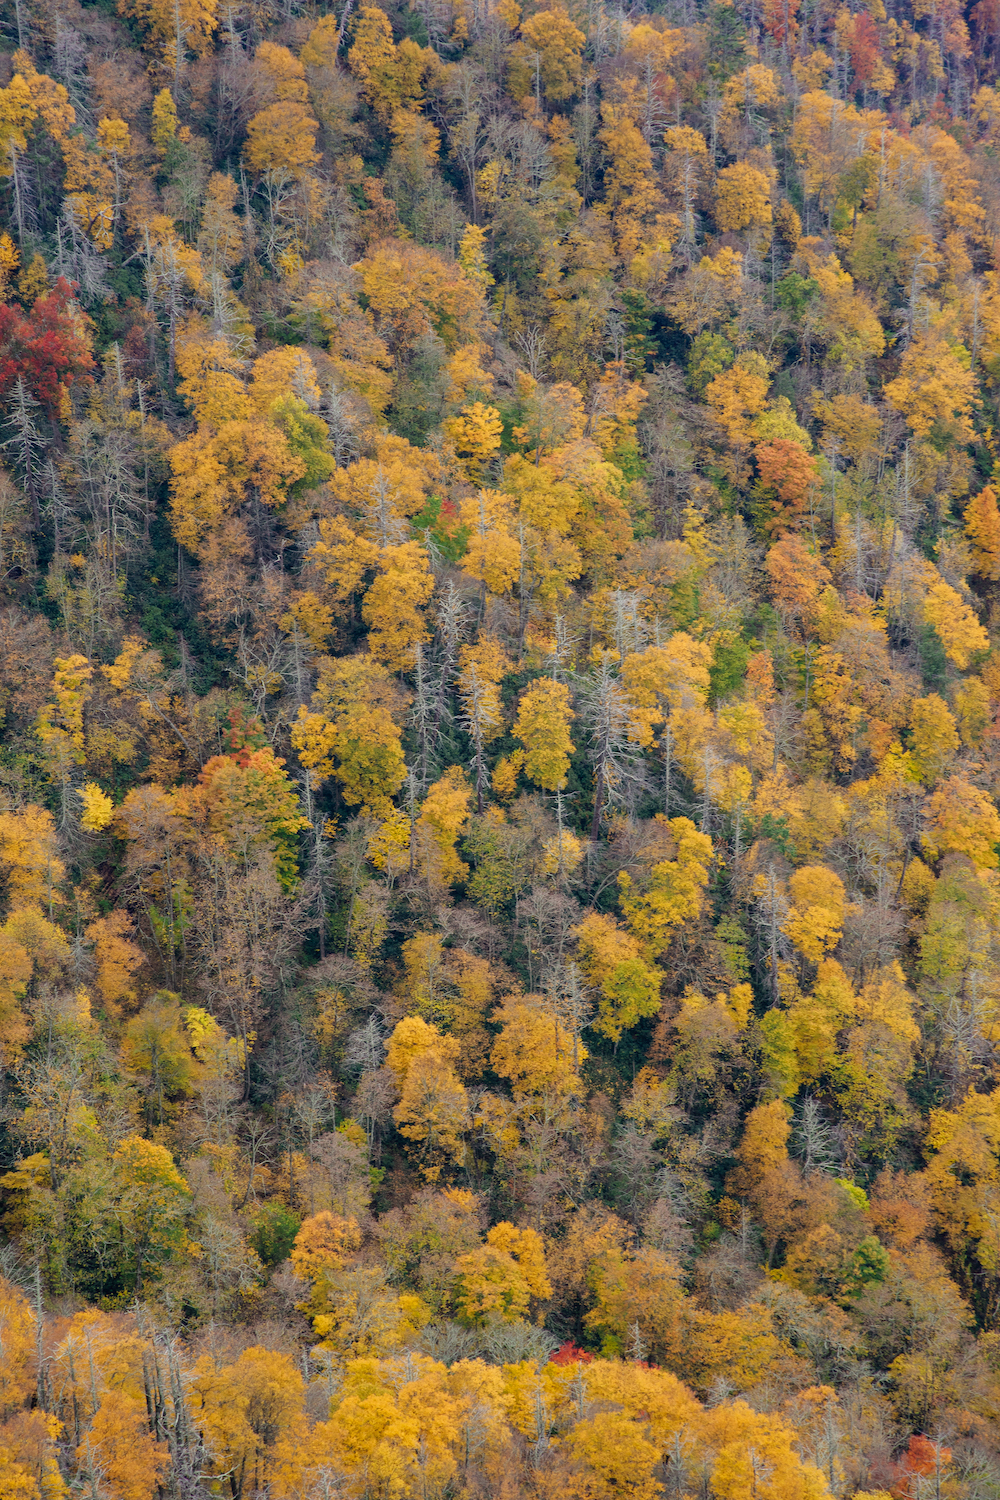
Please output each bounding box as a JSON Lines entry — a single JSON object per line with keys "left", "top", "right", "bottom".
{"left": 150, "top": 88, "right": 178, "bottom": 154}
{"left": 765, "top": 533, "right": 832, "bottom": 619}
{"left": 308, "top": 517, "right": 380, "bottom": 603}
{"left": 388, "top": 1019, "right": 468, "bottom": 1180}
{"left": 697, "top": 1401, "right": 830, "bottom": 1500}
{"left": 168, "top": 418, "right": 305, "bottom": 557}
{"left": 78, "top": 1390, "right": 168, "bottom": 1500}
{"left": 966, "top": 485, "right": 1000, "bottom": 579}
{"left": 457, "top": 636, "right": 509, "bottom": 813}
{"left": 290, "top": 1210, "right": 362, "bottom": 1288}
{"left": 513, "top": 679, "right": 575, "bottom": 790}
{"left": 117, "top": 0, "right": 217, "bottom": 72}
{"left": 490, "top": 997, "right": 587, "bottom": 1107}
{"left": 244, "top": 102, "right": 320, "bottom": 178}
{"left": 453, "top": 1222, "right": 551, "bottom": 1324}
{"left": 714, "top": 163, "right": 773, "bottom": 236}
{"left": 292, "top": 655, "right": 409, "bottom": 818}
{"left": 110, "top": 1136, "right": 190, "bottom": 1291}
{"left": 177, "top": 746, "right": 309, "bottom": 893}
{"left": 598, "top": 97, "right": 661, "bottom": 264}
{"left": 354, "top": 240, "right": 482, "bottom": 356}
{"left": 511, "top": 9, "right": 586, "bottom": 104}
{"left": 909, "top": 694, "right": 959, "bottom": 783}
{"left": 459, "top": 489, "right": 521, "bottom": 597}
{"left": 923, "top": 775, "right": 1000, "bottom": 868}
{"left": 0, "top": 806, "right": 63, "bottom": 909}
{"left": 361, "top": 540, "right": 434, "bottom": 671}
{"left": 782, "top": 866, "right": 848, "bottom": 965}
{"left": 584, "top": 1243, "right": 687, "bottom": 1366}
{"left": 921, "top": 569, "right": 989, "bottom": 669}
{"left": 618, "top": 817, "right": 713, "bottom": 961}
{"left": 86, "top": 911, "right": 144, "bottom": 1014}
{"left": 122, "top": 994, "right": 200, "bottom": 1127}
{"left": 190, "top": 1347, "right": 305, "bottom": 1496}
{"left": 573, "top": 913, "right": 662, "bottom": 1043}
{"left": 583, "top": 658, "right": 645, "bottom": 837}
{"left": 346, "top": 5, "right": 441, "bottom": 120}
{"left": 34, "top": 655, "right": 92, "bottom": 825}
{"left": 443, "top": 402, "right": 503, "bottom": 480}
{"left": 884, "top": 334, "right": 976, "bottom": 445}
{"left": 386, "top": 1015, "right": 460, "bottom": 1085}
{"left": 754, "top": 440, "right": 820, "bottom": 535}
{"left": 564, "top": 1411, "right": 662, "bottom": 1500}
{"left": 923, "top": 1087, "right": 1000, "bottom": 1262}
{"left": 706, "top": 354, "right": 770, "bottom": 446}
{"left": 0, "top": 279, "right": 94, "bottom": 419}
{"left": 415, "top": 767, "right": 472, "bottom": 886}
{"left": 0, "top": 1279, "right": 35, "bottom": 1417}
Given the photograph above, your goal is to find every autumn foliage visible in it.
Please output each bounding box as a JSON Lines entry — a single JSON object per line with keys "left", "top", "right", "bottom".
{"left": 4, "top": 0, "right": 1000, "bottom": 1496}
{"left": 0, "top": 277, "right": 94, "bottom": 415}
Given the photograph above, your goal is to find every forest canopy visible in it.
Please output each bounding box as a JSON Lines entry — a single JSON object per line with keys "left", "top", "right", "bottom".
{"left": 1, "top": 0, "right": 1000, "bottom": 1494}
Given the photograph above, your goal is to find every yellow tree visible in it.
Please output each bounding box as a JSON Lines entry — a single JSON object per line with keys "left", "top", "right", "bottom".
{"left": 0, "top": 806, "right": 64, "bottom": 911}
{"left": 291, "top": 654, "right": 409, "bottom": 819}
{"left": 457, "top": 637, "right": 509, "bottom": 812}
{"left": 388, "top": 1017, "right": 468, "bottom": 1180}
{"left": 697, "top": 1401, "right": 830, "bottom": 1500}
{"left": 347, "top": 4, "right": 398, "bottom": 113}
{"left": 175, "top": 328, "right": 250, "bottom": 425}
{"left": 34, "top": 656, "right": 92, "bottom": 826}
{"left": 308, "top": 517, "right": 380, "bottom": 604}
{"left": 361, "top": 541, "right": 434, "bottom": 671}
{"left": 150, "top": 88, "right": 177, "bottom": 153}
{"left": 598, "top": 92, "right": 662, "bottom": 264}
{"left": 415, "top": 768, "right": 472, "bottom": 887}
{"left": 346, "top": 4, "right": 441, "bottom": 120}
{"left": 354, "top": 241, "right": 481, "bottom": 357}
{"left": 706, "top": 353, "right": 771, "bottom": 446}
{"left": 923, "top": 775, "right": 1000, "bottom": 869}
{"left": 190, "top": 1348, "right": 305, "bottom": 1494}
{"left": 909, "top": 694, "right": 959, "bottom": 784}
{"left": 198, "top": 173, "right": 245, "bottom": 276}
{"left": 563, "top": 1411, "right": 662, "bottom": 1500}
{"left": 169, "top": 419, "right": 305, "bottom": 556}
{"left": 920, "top": 568, "right": 989, "bottom": 669}
{"left": 618, "top": 817, "right": 713, "bottom": 962}
{"left": 443, "top": 403, "right": 503, "bottom": 480}
{"left": 110, "top": 1137, "right": 191, "bottom": 1291}
{"left": 453, "top": 1222, "right": 551, "bottom": 1323}
{"left": 884, "top": 334, "right": 977, "bottom": 446}
{"left": 513, "top": 679, "right": 575, "bottom": 790}
{"left": 965, "top": 484, "right": 1000, "bottom": 580}
{"left": 256, "top": 41, "right": 308, "bottom": 100}
{"left": 714, "top": 162, "right": 773, "bottom": 237}
{"left": 511, "top": 9, "right": 586, "bottom": 103}
{"left": 0, "top": 1278, "right": 35, "bottom": 1416}
{"left": 244, "top": 103, "right": 320, "bottom": 177}
{"left": 117, "top": 0, "right": 216, "bottom": 73}
{"left": 78, "top": 1391, "right": 168, "bottom": 1500}
{"left": 490, "top": 997, "right": 587, "bottom": 1110}
{"left": 459, "top": 489, "right": 522, "bottom": 597}
{"left": 573, "top": 912, "right": 662, "bottom": 1042}
{"left": 781, "top": 866, "right": 848, "bottom": 965}
{"left": 923, "top": 1087, "right": 1000, "bottom": 1264}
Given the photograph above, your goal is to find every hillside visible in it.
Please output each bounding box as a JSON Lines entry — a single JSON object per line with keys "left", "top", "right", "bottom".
{"left": 1, "top": 0, "right": 1000, "bottom": 1494}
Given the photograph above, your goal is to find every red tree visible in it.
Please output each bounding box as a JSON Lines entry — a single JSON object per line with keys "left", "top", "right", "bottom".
{"left": 762, "top": 0, "right": 800, "bottom": 49}
{"left": 755, "top": 439, "right": 820, "bottom": 534}
{"left": 0, "top": 277, "right": 95, "bottom": 417}
{"left": 847, "top": 10, "right": 882, "bottom": 84}
{"left": 890, "top": 1436, "right": 952, "bottom": 1499}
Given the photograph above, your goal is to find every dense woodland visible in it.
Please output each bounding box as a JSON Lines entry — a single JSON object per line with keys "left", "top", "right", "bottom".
{"left": 5, "top": 0, "right": 1000, "bottom": 1494}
